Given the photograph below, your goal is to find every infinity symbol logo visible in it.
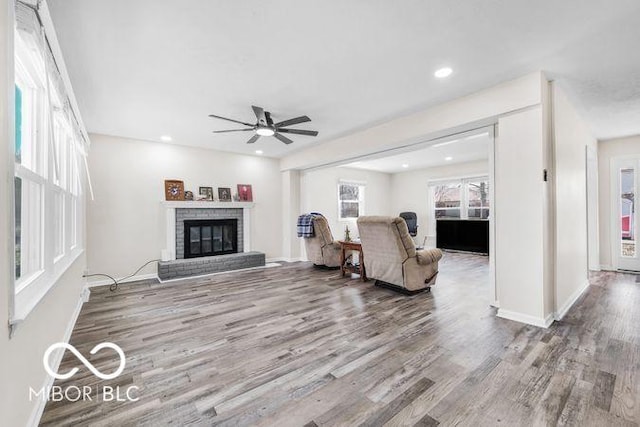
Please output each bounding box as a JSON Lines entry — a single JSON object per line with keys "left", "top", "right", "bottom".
{"left": 43, "top": 342, "right": 126, "bottom": 380}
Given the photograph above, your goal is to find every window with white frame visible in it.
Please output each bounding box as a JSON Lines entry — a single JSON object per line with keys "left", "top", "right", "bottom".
{"left": 338, "top": 181, "right": 365, "bottom": 220}
{"left": 431, "top": 177, "right": 490, "bottom": 220}
{"left": 12, "top": 3, "right": 87, "bottom": 321}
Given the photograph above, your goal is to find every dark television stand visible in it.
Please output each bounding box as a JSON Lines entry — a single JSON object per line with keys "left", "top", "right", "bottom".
{"left": 436, "top": 219, "right": 489, "bottom": 254}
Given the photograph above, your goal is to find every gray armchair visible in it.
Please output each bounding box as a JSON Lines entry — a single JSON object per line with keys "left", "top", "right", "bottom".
{"left": 357, "top": 216, "right": 442, "bottom": 293}
{"left": 303, "top": 216, "right": 341, "bottom": 268}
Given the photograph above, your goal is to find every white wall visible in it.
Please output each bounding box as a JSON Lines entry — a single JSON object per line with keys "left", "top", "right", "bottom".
{"left": 494, "top": 105, "right": 553, "bottom": 326}
{"left": 2, "top": 2, "right": 89, "bottom": 425}
{"left": 552, "top": 84, "right": 597, "bottom": 318}
{"left": 300, "top": 166, "right": 392, "bottom": 244}
{"left": 390, "top": 160, "right": 489, "bottom": 247}
{"left": 87, "top": 134, "right": 283, "bottom": 281}
{"left": 598, "top": 135, "right": 640, "bottom": 269}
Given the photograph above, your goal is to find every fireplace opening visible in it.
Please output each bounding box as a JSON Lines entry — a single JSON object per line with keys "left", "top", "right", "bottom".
{"left": 184, "top": 219, "right": 238, "bottom": 258}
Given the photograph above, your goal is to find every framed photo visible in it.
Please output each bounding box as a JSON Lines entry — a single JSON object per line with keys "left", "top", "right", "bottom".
{"left": 218, "top": 187, "right": 232, "bottom": 202}
{"left": 164, "top": 180, "right": 184, "bottom": 201}
{"left": 237, "top": 184, "right": 253, "bottom": 202}
{"left": 199, "top": 186, "right": 214, "bottom": 201}
{"left": 184, "top": 190, "right": 194, "bottom": 201}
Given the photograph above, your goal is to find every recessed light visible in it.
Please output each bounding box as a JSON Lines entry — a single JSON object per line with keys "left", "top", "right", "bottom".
{"left": 434, "top": 67, "right": 453, "bottom": 78}
{"left": 255, "top": 150, "right": 263, "bottom": 155}
{"left": 160, "top": 135, "right": 172, "bottom": 142}
{"left": 445, "top": 156, "right": 453, "bottom": 161}
{"left": 402, "top": 164, "right": 409, "bottom": 168}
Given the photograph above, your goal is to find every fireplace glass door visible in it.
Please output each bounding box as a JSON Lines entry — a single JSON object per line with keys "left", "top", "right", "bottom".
{"left": 184, "top": 219, "right": 237, "bottom": 258}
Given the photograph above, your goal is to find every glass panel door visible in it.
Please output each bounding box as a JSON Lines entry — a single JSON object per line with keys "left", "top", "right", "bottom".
{"left": 620, "top": 167, "right": 635, "bottom": 258}
{"left": 614, "top": 159, "right": 640, "bottom": 271}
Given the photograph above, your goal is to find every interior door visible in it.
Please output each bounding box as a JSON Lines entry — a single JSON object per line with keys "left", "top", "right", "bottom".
{"left": 613, "top": 158, "right": 640, "bottom": 271}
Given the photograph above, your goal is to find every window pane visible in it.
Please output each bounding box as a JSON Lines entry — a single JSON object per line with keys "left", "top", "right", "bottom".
{"left": 434, "top": 183, "right": 461, "bottom": 210}
{"left": 341, "top": 201, "right": 359, "bottom": 218}
{"left": 15, "top": 177, "right": 22, "bottom": 279}
{"left": 435, "top": 208, "right": 460, "bottom": 219}
{"left": 70, "top": 196, "right": 77, "bottom": 248}
{"left": 15, "top": 85, "right": 22, "bottom": 164}
{"left": 620, "top": 167, "right": 635, "bottom": 258}
{"left": 468, "top": 208, "right": 490, "bottom": 219}
{"left": 54, "top": 191, "right": 64, "bottom": 258}
{"left": 468, "top": 180, "right": 489, "bottom": 208}
{"left": 339, "top": 184, "right": 359, "bottom": 201}
{"left": 18, "top": 178, "right": 43, "bottom": 279}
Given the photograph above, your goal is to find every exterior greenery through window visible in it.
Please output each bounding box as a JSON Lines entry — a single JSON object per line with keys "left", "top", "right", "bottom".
{"left": 433, "top": 177, "right": 489, "bottom": 220}
{"left": 338, "top": 182, "right": 365, "bottom": 220}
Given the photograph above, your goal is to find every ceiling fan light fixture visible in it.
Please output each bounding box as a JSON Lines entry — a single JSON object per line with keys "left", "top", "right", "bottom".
{"left": 256, "top": 127, "right": 275, "bottom": 137}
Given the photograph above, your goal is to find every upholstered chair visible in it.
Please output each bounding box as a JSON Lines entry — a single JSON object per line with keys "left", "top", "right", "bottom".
{"left": 303, "top": 216, "right": 341, "bottom": 268}
{"left": 357, "top": 216, "right": 443, "bottom": 293}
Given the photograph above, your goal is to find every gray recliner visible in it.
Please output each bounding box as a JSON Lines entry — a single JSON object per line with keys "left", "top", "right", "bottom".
{"left": 357, "top": 216, "right": 442, "bottom": 293}
{"left": 302, "top": 216, "right": 341, "bottom": 268}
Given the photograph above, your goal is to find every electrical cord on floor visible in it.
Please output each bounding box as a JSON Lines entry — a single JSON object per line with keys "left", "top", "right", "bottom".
{"left": 83, "top": 259, "right": 161, "bottom": 292}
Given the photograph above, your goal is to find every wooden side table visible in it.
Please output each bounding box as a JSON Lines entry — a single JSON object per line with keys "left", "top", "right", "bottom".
{"left": 339, "top": 240, "right": 367, "bottom": 282}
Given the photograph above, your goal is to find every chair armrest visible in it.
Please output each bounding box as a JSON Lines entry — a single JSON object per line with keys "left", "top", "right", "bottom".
{"left": 326, "top": 241, "right": 342, "bottom": 252}
{"left": 416, "top": 248, "right": 443, "bottom": 265}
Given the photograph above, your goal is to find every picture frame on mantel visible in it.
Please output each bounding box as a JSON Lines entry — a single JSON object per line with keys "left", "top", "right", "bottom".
{"left": 218, "top": 187, "right": 232, "bottom": 202}
{"left": 237, "top": 184, "right": 253, "bottom": 202}
{"left": 199, "top": 186, "right": 214, "bottom": 201}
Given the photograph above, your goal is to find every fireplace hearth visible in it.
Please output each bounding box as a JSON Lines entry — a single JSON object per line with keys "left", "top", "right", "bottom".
{"left": 184, "top": 219, "right": 238, "bottom": 258}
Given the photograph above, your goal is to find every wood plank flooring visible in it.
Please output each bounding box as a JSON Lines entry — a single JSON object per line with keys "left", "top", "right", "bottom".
{"left": 40, "top": 253, "right": 640, "bottom": 426}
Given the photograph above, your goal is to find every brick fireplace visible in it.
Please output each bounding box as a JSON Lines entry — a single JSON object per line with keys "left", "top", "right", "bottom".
{"left": 158, "top": 201, "right": 265, "bottom": 281}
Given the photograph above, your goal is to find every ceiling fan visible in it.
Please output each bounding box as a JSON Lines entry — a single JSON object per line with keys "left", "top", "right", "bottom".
{"left": 209, "top": 105, "right": 319, "bottom": 145}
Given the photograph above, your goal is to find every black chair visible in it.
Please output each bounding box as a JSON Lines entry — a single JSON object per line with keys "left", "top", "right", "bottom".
{"left": 399, "top": 212, "right": 418, "bottom": 237}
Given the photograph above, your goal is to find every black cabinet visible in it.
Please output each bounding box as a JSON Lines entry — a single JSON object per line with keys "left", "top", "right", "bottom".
{"left": 436, "top": 219, "right": 489, "bottom": 254}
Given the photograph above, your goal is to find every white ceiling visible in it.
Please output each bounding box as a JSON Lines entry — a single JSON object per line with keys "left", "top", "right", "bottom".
{"left": 47, "top": 0, "right": 640, "bottom": 158}
{"left": 342, "top": 132, "right": 489, "bottom": 174}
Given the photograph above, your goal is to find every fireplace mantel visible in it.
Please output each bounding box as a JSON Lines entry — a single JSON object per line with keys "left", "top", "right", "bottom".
{"left": 161, "top": 201, "right": 255, "bottom": 209}
{"left": 161, "top": 201, "right": 255, "bottom": 261}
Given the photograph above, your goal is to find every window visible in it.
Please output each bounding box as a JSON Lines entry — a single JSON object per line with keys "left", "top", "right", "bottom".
{"left": 433, "top": 182, "right": 462, "bottom": 219}
{"left": 430, "top": 177, "right": 490, "bottom": 220}
{"left": 467, "top": 179, "right": 490, "bottom": 219}
{"left": 338, "top": 181, "right": 365, "bottom": 220}
{"left": 12, "top": 3, "right": 87, "bottom": 321}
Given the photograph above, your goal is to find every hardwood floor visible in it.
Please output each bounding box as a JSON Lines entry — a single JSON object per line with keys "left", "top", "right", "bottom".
{"left": 40, "top": 253, "right": 640, "bottom": 426}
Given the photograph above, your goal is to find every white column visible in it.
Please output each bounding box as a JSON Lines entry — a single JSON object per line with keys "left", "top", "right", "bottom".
{"left": 243, "top": 207, "right": 251, "bottom": 252}
{"left": 282, "top": 170, "right": 301, "bottom": 261}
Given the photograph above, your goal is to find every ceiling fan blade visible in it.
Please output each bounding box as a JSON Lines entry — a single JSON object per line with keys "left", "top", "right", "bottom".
{"left": 274, "top": 115, "right": 311, "bottom": 128}
{"left": 264, "top": 111, "right": 274, "bottom": 126}
{"left": 274, "top": 133, "right": 294, "bottom": 145}
{"left": 252, "top": 105, "right": 267, "bottom": 125}
{"left": 246, "top": 134, "right": 261, "bottom": 144}
{"left": 212, "top": 128, "right": 254, "bottom": 133}
{"left": 277, "top": 128, "right": 318, "bottom": 137}
{"left": 208, "top": 114, "right": 254, "bottom": 127}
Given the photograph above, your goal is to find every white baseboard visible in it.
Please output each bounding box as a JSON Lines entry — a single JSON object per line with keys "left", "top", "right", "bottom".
{"left": 85, "top": 273, "right": 159, "bottom": 288}
{"left": 554, "top": 280, "right": 590, "bottom": 321}
{"left": 497, "top": 309, "right": 554, "bottom": 328}
{"left": 600, "top": 264, "right": 614, "bottom": 271}
{"left": 490, "top": 300, "right": 500, "bottom": 308}
{"left": 28, "top": 287, "right": 89, "bottom": 427}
